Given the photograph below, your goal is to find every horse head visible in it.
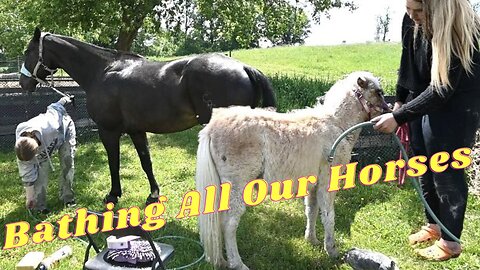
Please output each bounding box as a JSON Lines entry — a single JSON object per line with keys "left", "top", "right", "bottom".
{"left": 20, "top": 27, "right": 58, "bottom": 92}
{"left": 353, "top": 72, "right": 391, "bottom": 120}
{"left": 323, "top": 71, "right": 390, "bottom": 122}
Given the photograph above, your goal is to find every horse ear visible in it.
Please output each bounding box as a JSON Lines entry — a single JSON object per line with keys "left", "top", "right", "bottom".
{"left": 33, "top": 27, "right": 41, "bottom": 42}
{"left": 357, "top": 76, "right": 368, "bottom": 89}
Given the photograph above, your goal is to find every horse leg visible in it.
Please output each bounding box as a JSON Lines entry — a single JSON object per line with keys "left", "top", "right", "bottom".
{"left": 98, "top": 128, "right": 122, "bottom": 204}
{"left": 304, "top": 184, "right": 321, "bottom": 245}
{"left": 318, "top": 186, "right": 339, "bottom": 257}
{"left": 129, "top": 132, "right": 160, "bottom": 205}
{"left": 317, "top": 156, "right": 348, "bottom": 257}
{"left": 222, "top": 194, "right": 249, "bottom": 270}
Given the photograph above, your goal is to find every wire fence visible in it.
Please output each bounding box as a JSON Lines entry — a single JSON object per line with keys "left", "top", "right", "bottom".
{"left": 0, "top": 57, "right": 23, "bottom": 74}
{"left": 0, "top": 76, "right": 403, "bottom": 173}
{"left": 1, "top": 56, "right": 478, "bottom": 201}
{"left": 0, "top": 78, "right": 97, "bottom": 149}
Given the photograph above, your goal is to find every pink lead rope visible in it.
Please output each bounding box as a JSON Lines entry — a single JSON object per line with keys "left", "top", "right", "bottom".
{"left": 396, "top": 123, "right": 410, "bottom": 185}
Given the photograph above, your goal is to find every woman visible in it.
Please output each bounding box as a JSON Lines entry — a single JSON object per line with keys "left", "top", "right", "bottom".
{"left": 372, "top": 0, "right": 480, "bottom": 261}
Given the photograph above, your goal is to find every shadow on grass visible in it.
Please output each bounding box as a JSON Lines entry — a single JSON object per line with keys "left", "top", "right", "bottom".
{"left": 233, "top": 202, "right": 340, "bottom": 270}
{"left": 390, "top": 179, "right": 431, "bottom": 230}
{"left": 147, "top": 126, "right": 202, "bottom": 158}
{"left": 232, "top": 180, "right": 429, "bottom": 269}
{"left": 72, "top": 128, "right": 202, "bottom": 209}
{"left": 335, "top": 182, "right": 397, "bottom": 236}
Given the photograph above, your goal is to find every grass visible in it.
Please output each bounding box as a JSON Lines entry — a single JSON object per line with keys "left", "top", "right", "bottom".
{"left": 152, "top": 43, "right": 402, "bottom": 95}
{"left": 231, "top": 43, "right": 401, "bottom": 82}
{"left": 1, "top": 43, "right": 479, "bottom": 270}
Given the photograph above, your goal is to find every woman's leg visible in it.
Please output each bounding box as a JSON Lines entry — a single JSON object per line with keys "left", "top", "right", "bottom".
{"left": 409, "top": 117, "right": 440, "bottom": 224}
{"left": 422, "top": 110, "right": 480, "bottom": 243}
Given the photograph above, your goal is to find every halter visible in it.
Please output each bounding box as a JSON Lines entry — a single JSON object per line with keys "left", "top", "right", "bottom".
{"left": 353, "top": 86, "right": 390, "bottom": 119}
{"left": 20, "top": 33, "right": 71, "bottom": 99}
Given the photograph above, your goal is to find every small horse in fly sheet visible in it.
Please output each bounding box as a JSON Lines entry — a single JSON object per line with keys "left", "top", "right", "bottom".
{"left": 195, "top": 72, "right": 389, "bottom": 269}
{"left": 19, "top": 27, "right": 276, "bottom": 205}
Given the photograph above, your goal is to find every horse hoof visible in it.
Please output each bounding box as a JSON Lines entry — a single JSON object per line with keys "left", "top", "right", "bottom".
{"left": 103, "top": 194, "right": 118, "bottom": 205}
{"left": 146, "top": 195, "right": 159, "bottom": 205}
{"left": 305, "top": 236, "right": 321, "bottom": 246}
{"left": 326, "top": 247, "right": 340, "bottom": 258}
{"left": 229, "top": 262, "right": 249, "bottom": 270}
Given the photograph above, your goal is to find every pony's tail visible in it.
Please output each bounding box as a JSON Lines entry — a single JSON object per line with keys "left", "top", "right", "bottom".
{"left": 196, "top": 129, "right": 225, "bottom": 268}
{"left": 243, "top": 66, "right": 277, "bottom": 109}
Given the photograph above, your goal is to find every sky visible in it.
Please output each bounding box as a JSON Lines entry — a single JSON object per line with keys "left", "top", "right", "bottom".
{"left": 305, "top": 0, "right": 406, "bottom": 45}
{"left": 304, "top": 0, "right": 480, "bottom": 46}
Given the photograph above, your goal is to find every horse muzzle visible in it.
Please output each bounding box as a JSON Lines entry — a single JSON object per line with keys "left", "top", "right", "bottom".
{"left": 380, "top": 100, "right": 393, "bottom": 113}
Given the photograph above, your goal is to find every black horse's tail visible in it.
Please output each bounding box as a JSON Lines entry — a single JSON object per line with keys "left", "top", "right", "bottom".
{"left": 243, "top": 66, "right": 277, "bottom": 108}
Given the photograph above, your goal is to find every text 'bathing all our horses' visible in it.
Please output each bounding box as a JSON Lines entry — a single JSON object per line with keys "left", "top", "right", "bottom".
{"left": 19, "top": 28, "right": 277, "bottom": 205}
{"left": 194, "top": 71, "right": 389, "bottom": 270}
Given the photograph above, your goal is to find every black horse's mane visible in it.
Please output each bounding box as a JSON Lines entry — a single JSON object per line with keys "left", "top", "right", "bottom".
{"left": 53, "top": 34, "right": 144, "bottom": 61}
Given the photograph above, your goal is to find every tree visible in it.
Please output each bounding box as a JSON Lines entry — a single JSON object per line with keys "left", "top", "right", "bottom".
{"left": 0, "top": 0, "right": 356, "bottom": 56}
{"left": 158, "top": 0, "right": 351, "bottom": 53}
{"left": 156, "top": 0, "right": 197, "bottom": 42}
{"left": 263, "top": 0, "right": 310, "bottom": 46}
{"left": 375, "top": 7, "right": 391, "bottom": 42}
{"left": 0, "top": 0, "right": 160, "bottom": 52}
{"left": 181, "top": 0, "right": 311, "bottom": 53}
{"left": 0, "top": 0, "right": 36, "bottom": 57}
{"left": 305, "top": 0, "right": 357, "bottom": 23}
{"left": 116, "top": 0, "right": 161, "bottom": 51}
{"left": 131, "top": 16, "right": 177, "bottom": 57}
{"left": 193, "top": 0, "right": 263, "bottom": 51}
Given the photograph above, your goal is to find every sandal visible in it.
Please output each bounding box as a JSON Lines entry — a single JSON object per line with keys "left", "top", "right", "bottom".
{"left": 408, "top": 226, "right": 440, "bottom": 245}
{"left": 414, "top": 241, "right": 461, "bottom": 261}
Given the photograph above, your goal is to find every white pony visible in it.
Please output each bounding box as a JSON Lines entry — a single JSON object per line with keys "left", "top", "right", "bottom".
{"left": 195, "top": 71, "right": 389, "bottom": 269}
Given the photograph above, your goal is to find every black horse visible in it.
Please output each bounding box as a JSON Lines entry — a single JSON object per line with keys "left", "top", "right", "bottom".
{"left": 20, "top": 28, "right": 276, "bottom": 205}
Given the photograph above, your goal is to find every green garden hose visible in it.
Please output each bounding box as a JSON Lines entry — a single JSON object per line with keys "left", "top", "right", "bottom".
{"left": 328, "top": 121, "right": 461, "bottom": 244}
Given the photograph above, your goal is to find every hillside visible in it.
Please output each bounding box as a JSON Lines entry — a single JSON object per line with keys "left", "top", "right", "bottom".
{"left": 153, "top": 42, "right": 402, "bottom": 94}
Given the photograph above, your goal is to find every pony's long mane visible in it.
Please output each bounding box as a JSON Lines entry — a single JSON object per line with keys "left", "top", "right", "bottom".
{"left": 322, "top": 71, "right": 378, "bottom": 116}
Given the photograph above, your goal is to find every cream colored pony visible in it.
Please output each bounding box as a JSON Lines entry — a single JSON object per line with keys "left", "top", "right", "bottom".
{"left": 195, "top": 71, "right": 388, "bottom": 269}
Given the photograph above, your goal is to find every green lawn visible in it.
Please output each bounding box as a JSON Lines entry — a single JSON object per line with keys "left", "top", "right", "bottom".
{"left": 153, "top": 43, "right": 402, "bottom": 95}
{"left": 231, "top": 43, "right": 401, "bottom": 82}
{"left": 1, "top": 43, "right": 479, "bottom": 270}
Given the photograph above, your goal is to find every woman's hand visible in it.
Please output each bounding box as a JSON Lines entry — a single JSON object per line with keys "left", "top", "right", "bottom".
{"left": 393, "top": 101, "right": 403, "bottom": 111}
{"left": 372, "top": 113, "right": 399, "bottom": 133}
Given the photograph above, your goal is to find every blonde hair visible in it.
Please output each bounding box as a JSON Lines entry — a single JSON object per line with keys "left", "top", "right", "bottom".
{"left": 15, "top": 137, "right": 39, "bottom": 161}
{"left": 422, "top": 0, "right": 480, "bottom": 89}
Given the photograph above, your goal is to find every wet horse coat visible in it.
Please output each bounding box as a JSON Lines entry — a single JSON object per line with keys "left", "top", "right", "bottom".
{"left": 195, "top": 72, "right": 388, "bottom": 269}
{"left": 19, "top": 28, "right": 276, "bottom": 204}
